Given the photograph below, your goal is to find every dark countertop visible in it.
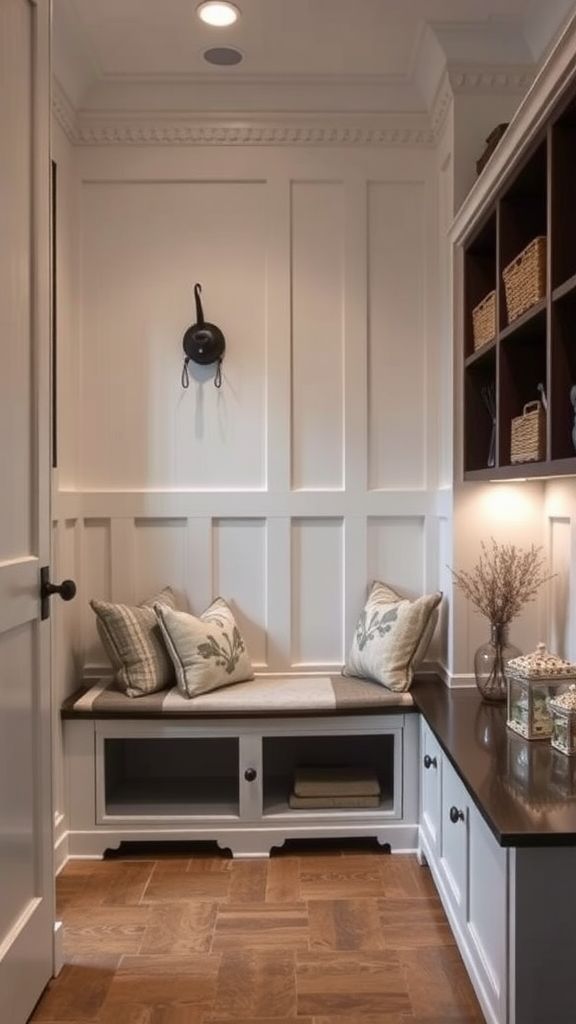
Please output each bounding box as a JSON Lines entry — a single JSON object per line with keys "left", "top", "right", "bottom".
{"left": 412, "top": 676, "right": 576, "bottom": 847}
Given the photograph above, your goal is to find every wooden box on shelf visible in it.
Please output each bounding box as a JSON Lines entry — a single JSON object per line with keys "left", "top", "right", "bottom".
{"left": 502, "top": 236, "right": 547, "bottom": 324}
{"left": 472, "top": 290, "right": 496, "bottom": 351}
{"left": 476, "top": 122, "right": 509, "bottom": 175}
{"left": 510, "top": 400, "right": 546, "bottom": 464}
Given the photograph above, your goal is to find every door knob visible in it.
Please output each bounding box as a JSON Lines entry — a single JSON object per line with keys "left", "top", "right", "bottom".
{"left": 423, "top": 754, "right": 437, "bottom": 769}
{"left": 40, "top": 566, "right": 77, "bottom": 620}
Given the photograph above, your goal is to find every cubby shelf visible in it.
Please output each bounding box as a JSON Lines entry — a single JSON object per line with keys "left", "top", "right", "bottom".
{"left": 461, "top": 85, "right": 576, "bottom": 481}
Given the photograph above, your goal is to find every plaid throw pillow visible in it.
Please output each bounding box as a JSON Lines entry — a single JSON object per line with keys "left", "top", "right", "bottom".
{"left": 90, "top": 586, "right": 178, "bottom": 697}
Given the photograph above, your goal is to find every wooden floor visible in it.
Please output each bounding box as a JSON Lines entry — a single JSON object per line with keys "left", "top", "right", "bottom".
{"left": 30, "top": 840, "right": 486, "bottom": 1024}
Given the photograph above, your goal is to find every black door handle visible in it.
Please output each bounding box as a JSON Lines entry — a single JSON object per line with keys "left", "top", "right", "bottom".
{"left": 40, "top": 566, "right": 77, "bottom": 620}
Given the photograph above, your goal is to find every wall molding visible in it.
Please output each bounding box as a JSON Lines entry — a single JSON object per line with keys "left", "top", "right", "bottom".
{"left": 52, "top": 62, "right": 534, "bottom": 148}
{"left": 448, "top": 64, "right": 534, "bottom": 94}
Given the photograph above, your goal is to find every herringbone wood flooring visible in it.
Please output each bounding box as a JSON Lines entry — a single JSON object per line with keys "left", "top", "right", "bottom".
{"left": 30, "top": 841, "right": 486, "bottom": 1023}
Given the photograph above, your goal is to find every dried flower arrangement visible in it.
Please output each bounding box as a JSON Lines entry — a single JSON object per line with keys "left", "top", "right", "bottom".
{"left": 450, "top": 538, "right": 553, "bottom": 626}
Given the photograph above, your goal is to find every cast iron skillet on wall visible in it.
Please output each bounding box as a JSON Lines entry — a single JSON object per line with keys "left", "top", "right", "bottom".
{"left": 182, "top": 283, "right": 225, "bottom": 388}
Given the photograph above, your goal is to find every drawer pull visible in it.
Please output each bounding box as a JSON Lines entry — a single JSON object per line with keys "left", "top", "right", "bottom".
{"left": 423, "top": 754, "right": 437, "bottom": 769}
{"left": 449, "top": 805, "right": 464, "bottom": 823}
{"left": 244, "top": 768, "right": 257, "bottom": 782}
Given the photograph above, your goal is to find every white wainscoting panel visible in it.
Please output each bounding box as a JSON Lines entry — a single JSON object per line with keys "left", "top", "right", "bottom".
{"left": 367, "top": 179, "right": 427, "bottom": 490}
{"left": 549, "top": 517, "right": 572, "bottom": 662}
{"left": 291, "top": 181, "right": 344, "bottom": 491}
{"left": 133, "top": 517, "right": 188, "bottom": 602}
{"left": 213, "top": 517, "right": 267, "bottom": 668}
{"left": 79, "top": 181, "right": 267, "bottom": 491}
{"left": 366, "top": 515, "right": 427, "bottom": 595}
{"left": 59, "top": 144, "right": 450, "bottom": 682}
{"left": 83, "top": 517, "right": 113, "bottom": 663}
{"left": 291, "top": 517, "right": 344, "bottom": 666}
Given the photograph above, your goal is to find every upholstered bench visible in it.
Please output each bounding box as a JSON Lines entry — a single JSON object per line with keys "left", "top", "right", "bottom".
{"left": 61, "top": 673, "right": 420, "bottom": 858}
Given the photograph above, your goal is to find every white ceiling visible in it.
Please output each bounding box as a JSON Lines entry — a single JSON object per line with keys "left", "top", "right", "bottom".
{"left": 52, "top": 0, "right": 576, "bottom": 116}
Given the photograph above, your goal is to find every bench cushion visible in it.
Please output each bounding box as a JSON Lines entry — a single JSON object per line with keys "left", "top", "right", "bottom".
{"left": 62, "top": 673, "right": 415, "bottom": 718}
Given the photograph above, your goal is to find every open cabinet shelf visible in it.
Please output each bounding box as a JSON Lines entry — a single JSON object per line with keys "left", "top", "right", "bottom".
{"left": 462, "top": 85, "right": 576, "bottom": 480}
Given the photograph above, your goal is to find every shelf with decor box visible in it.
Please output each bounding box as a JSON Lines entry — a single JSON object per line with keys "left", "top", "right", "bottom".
{"left": 460, "top": 75, "right": 576, "bottom": 481}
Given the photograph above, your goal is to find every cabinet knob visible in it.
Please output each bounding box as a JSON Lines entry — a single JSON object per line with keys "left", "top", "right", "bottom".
{"left": 449, "top": 805, "right": 465, "bottom": 824}
{"left": 244, "top": 768, "right": 257, "bottom": 782}
{"left": 423, "top": 754, "right": 437, "bottom": 769}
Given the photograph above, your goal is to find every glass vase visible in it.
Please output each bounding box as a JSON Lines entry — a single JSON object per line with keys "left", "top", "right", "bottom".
{"left": 474, "top": 623, "right": 521, "bottom": 704}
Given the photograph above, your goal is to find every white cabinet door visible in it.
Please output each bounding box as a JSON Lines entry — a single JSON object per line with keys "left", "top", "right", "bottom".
{"left": 467, "top": 802, "right": 508, "bottom": 1024}
{"left": 239, "top": 733, "right": 262, "bottom": 821}
{"left": 439, "top": 756, "right": 469, "bottom": 921}
{"left": 419, "top": 719, "right": 442, "bottom": 858}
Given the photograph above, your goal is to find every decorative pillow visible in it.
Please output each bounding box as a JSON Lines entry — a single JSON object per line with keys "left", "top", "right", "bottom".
{"left": 90, "top": 586, "right": 178, "bottom": 698}
{"left": 343, "top": 581, "right": 442, "bottom": 692}
{"left": 154, "top": 598, "right": 254, "bottom": 699}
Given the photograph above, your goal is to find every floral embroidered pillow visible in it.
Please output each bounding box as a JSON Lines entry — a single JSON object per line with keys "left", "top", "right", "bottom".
{"left": 343, "top": 581, "right": 442, "bottom": 692}
{"left": 154, "top": 598, "right": 254, "bottom": 698}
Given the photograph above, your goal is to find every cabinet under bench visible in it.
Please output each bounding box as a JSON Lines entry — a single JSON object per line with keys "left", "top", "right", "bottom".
{"left": 62, "top": 677, "right": 420, "bottom": 858}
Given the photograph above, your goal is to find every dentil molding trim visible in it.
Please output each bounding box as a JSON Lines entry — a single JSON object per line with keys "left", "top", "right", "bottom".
{"left": 73, "top": 122, "right": 436, "bottom": 147}
{"left": 52, "top": 65, "right": 534, "bottom": 148}
{"left": 448, "top": 64, "right": 534, "bottom": 94}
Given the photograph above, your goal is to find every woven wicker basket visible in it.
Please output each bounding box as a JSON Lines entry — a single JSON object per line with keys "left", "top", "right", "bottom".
{"left": 502, "top": 236, "right": 547, "bottom": 324}
{"left": 510, "top": 400, "right": 546, "bottom": 464}
{"left": 472, "top": 290, "right": 496, "bottom": 351}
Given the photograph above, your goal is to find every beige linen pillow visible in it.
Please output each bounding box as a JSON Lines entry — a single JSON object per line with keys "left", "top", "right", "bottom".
{"left": 343, "top": 581, "right": 442, "bottom": 692}
{"left": 90, "top": 586, "right": 178, "bottom": 698}
{"left": 154, "top": 598, "right": 254, "bottom": 699}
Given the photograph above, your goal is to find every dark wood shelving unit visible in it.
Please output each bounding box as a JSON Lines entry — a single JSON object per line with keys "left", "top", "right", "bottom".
{"left": 462, "top": 83, "right": 576, "bottom": 481}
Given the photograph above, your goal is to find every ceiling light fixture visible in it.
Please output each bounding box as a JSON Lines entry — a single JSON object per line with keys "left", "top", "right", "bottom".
{"left": 197, "top": 2, "right": 240, "bottom": 27}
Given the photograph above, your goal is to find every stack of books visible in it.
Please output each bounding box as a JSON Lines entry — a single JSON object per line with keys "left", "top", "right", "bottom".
{"left": 289, "top": 765, "right": 381, "bottom": 808}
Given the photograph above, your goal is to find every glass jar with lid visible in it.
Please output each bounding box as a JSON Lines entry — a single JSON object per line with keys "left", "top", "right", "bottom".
{"left": 549, "top": 685, "right": 576, "bottom": 756}
{"left": 506, "top": 643, "right": 576, "bottom": 740}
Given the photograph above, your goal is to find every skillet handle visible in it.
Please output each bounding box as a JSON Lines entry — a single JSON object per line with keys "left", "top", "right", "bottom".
{"left": 194, "top": 283, "right": 204, "bottom": 325}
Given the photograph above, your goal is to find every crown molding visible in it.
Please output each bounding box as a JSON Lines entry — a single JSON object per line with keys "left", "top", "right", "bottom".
{"left": 52, "top": 80, "right": 78, "bottom": 141}
{"left": 447, "top": 63, "right": 534, "bottom": 94}
{"left": 429, "top": 71, "right": 454, "bottom": 139}
{"left": 51, "top": 63, "right": 534, "bottom": 148}
{"left": 51, "top": 96, "right": 435, "bottom": 147}
{"left": 73, "top": 121, "right": 436, "bottom": 147}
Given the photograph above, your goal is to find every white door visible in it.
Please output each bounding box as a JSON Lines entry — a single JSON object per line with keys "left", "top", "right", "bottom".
{"left": 0, "top": 1, "right": 55, "bottom": 1022}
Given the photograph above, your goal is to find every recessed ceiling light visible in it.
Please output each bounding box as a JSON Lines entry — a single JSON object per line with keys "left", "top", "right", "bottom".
{"left": 197, "top": 2, "right": 240, "bottom": 27}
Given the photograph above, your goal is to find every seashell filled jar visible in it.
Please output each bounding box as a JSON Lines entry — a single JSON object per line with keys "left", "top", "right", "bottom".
{"left": 506, "top": 643, "right": 576, "bottom": 740}
{"left": 549, "top": 685, "right": 576, "bottom": 756}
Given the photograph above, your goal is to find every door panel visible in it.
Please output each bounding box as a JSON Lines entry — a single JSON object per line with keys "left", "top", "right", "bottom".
{"left": 0, "top": 0, "right": 54, "bottom": 1021}
{"left": 439, "top": 758, "right": 468, "bottom": 919}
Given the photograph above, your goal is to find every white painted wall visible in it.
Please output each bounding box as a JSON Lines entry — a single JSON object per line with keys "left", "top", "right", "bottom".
{"left": 52, "top": 140, "right": 446, "bottom": 698}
